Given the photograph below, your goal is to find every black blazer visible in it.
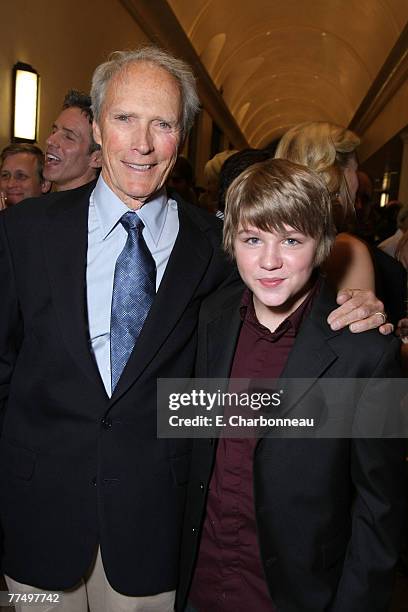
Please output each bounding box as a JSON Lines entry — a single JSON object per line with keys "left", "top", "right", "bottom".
{"left": 177, "top": 279, "right": 407, "bottom": 612}
{"left": 0, "top": 182, "right": 232, "bottom": 595}
{"left": 370, "top": 245, "right": 407, "bottom": 327}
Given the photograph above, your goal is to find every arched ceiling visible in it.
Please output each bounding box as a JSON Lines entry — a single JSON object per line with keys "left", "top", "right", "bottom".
{"left": 168, "top": 0, "right": 408, "bottom": 147}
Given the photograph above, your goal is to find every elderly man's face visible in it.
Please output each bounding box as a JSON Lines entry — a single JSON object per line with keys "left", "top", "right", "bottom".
{"left": 0, "top": 153, "right": 48, "bottom": 206}
{"left": 93, "top": 61, "right": 182, "bottom": 209}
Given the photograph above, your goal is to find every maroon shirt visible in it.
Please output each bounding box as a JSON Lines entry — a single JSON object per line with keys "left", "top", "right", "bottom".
{"left": 189, "top": 279, "right": 319, "bottom": 611}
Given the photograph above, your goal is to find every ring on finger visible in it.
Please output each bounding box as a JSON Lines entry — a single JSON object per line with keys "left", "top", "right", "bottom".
{"left": 375, "top": 311, "right": 387, "bottom": 325}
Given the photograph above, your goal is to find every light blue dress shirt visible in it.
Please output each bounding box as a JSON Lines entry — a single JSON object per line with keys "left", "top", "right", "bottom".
{"left": 86, "top": 176, "right": 179, "bottom": 396}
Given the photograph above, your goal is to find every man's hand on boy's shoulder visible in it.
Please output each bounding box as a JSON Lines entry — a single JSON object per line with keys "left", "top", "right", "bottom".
{"left": 327, "top": 288, "right": 393, "bottom": 335}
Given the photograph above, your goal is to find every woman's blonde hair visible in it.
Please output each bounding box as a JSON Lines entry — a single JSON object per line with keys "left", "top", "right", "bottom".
{"left": 275, "top": 121, "right": 360, "bottom": 230}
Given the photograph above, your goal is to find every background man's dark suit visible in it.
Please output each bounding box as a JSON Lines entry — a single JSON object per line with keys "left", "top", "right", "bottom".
{"left": 177, "top": 279, "right": 407, "bottom": 612}
{"left": 370, "top": 245, "right": 407, "bottom": 327}
{"left": 0, "top": 181, "right": 231, "bottom": 595}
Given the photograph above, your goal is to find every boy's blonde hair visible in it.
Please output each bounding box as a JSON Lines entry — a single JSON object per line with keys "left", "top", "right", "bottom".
{"left": 223, "top": 158, "right": 336, "bottom": 266}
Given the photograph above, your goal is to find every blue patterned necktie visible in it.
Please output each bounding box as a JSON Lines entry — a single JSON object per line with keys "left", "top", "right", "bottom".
{"left": 110, "top": 212, "right": 156, "bottom": 391}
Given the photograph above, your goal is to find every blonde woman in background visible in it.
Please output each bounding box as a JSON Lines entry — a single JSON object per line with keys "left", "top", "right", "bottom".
{"left": 275, "top": 121, "right": 375, "bottom": 292}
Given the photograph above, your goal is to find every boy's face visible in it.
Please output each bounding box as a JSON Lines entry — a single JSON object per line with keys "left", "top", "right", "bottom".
{"left": 234, "top": 224, "right": 318, "bottom": 320}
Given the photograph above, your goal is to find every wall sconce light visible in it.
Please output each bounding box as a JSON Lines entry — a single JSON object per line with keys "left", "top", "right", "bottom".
{"left": 12, "top": 62, "right": 40, "bottom": 142}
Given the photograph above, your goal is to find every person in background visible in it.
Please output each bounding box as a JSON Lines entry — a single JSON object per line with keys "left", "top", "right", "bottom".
{"left": 376, "top": 201, "right": 402, "bottom": 245}
{"left": 168, "top": 155, "right": 198, "bottom": 205}
{"left": 43, "top": 89, "right": 101, "bottom": 191}
{"left": 0, "top": 143, "right": 51, "bottom": 208}
{"left": 378, "top": 203, "right": 408, "bottom": 257}
{"left": 199, "top": 150, "right": 238, "bottom": 215}
{"left": 217, "top": 148, "right": 272, "bottom": 216}
{"left": 394, "top": 232, "right": 408, "bottom": 367}
{"left": 353, "top": 170, "right": 377, "bottom": 244}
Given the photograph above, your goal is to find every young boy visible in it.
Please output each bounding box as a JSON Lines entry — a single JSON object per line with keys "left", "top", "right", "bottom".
{"left": 177, "top": 159, "right": 406, "bottom": 612}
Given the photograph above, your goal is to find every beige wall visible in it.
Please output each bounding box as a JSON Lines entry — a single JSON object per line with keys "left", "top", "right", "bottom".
{"left": 0, "top": 0, "right": 149, "bottom": 151}
{"left": 358, "top": 80, "right": 408, "bottom": 163}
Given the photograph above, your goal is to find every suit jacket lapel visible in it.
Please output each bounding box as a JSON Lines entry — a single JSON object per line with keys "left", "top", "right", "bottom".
{"left": 110, "top": 200, "right": 224, "bottom": 404}
{"left": 273, "top": 282, "right": 341, "bottom": 420}
{"left": 43, "top": 183, "right": 106, "bottom": 395}
{"left": 205, "top": 291, "right": 243, "bottom": 379}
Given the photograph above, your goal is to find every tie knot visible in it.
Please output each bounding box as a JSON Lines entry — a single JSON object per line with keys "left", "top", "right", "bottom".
{"left": 120, "top": 211, "right": 144, "bottom": 233}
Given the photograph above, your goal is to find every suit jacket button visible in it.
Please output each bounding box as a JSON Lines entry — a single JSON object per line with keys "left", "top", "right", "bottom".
{"left": 101, "top": 417, "right": 112, "bottom": 429}
{"left": 91, "top": 477, "right": 97, "bottom": 486}
{"left": 199, "top": 482, "right": 205, "bottom": 491}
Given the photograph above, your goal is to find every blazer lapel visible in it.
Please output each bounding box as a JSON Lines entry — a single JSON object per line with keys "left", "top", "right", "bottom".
{"left": 43, "top": 184, "right": 106, "bottom": 395}
{"left": 205, "top": 292, "right": 243, "bottom": 379}
{"left": 110, "top": 201, "right": 224, "bottom": 404}
{"left": 272, "top": 282, "right": 341, "bottom": 420}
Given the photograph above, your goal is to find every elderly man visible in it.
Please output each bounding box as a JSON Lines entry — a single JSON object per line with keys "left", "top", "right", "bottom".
{"left": 0, "top": 47, "right": 230, "bottom": 612}
{"left": 0, "top": 47, "right": 390, "bottom": 612}
{"left": 0, "top": 143, "right": 50, "bottom": 207}
{"left": 43, "top": 89, "right": 101, "bottom": 191}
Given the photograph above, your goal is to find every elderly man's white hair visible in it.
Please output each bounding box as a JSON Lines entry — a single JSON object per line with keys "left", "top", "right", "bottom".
{"left": 91, "top": 46, "right": 200, "bottom": 139}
